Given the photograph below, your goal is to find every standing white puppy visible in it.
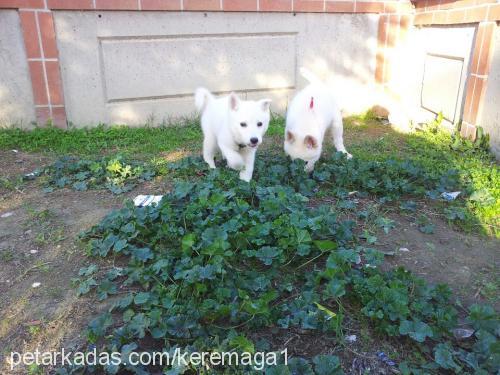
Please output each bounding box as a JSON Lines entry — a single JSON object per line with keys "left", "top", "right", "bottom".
{"left": 284, "top": 68, "right": 351, "bottom": 172}
{"left": 195, "top": 88, "right": 271, "bottom": 182}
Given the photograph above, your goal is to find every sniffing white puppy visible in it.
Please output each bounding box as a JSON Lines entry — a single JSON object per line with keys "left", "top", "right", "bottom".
{"left": 284, "top": 68, "right": 351, "bottom": 172}
{"left": 195, "top": 88, "right": 271, "bottom": 182}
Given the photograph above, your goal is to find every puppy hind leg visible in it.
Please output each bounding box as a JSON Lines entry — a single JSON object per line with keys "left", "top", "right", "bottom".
{"left": 331, "top": 115, "right": 352, "bottom": 158}
{"left": 203, "top": 133, "right": 217, "bottom": 169}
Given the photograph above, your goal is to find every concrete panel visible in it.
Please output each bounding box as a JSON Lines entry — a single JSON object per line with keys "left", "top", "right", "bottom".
{"left": 0, "top": 10, "right": 36, "bottom": 128}
{"left": 387, "top": 26, "right": 474, "bottom": 130}
{"left": 54, "top": 11, "right": 378, "bottom": 127}
{"left": 421, "top": 54, "right": 464, "bottom": 123}
{"left": 481, "top": 27, "right": 500, "bottom": 159}
{"left": 101, "top": 33, "right": 296, "bottom": 102}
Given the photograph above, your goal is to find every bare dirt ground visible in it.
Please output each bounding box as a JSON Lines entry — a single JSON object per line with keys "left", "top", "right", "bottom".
{"left": 0, "top": 147, "right": 498, "bottom": 374}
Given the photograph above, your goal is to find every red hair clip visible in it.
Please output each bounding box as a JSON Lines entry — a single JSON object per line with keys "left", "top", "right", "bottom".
{"left": 309, "top": 97, "right": 314, "bottom": 109}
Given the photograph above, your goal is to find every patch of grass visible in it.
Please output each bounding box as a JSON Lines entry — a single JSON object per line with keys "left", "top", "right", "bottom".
{"left": 2, "top": 114, "right": 498, "bottom": 236}
{"left": 24, "top": 208, "right": 66, "bottom": 247}
{"left": 0, "top": 249, "right": 14, "bottom": 263}
{"left": 0, "top": 118, "right": 202, "bottom": 158}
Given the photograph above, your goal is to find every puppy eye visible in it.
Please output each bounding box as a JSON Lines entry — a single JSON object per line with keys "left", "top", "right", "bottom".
{"left": 257, "top": 122, "right": 263, "bottom": 127}
{"left": 240, "top": 122, "right": 247, "bottom": 127}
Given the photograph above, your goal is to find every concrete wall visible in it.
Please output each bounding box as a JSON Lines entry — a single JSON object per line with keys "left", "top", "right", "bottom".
{"left": 0, "top": 10, "right": 36, "bottom": 128}
{"left": 53, "top": 11, "right": 379, "bottom": 127}
{"left": 481, "top": 27, "right": 500, "bottom": 158}
{"left": 387, "top": 25, "right": 475, "bottom": 131}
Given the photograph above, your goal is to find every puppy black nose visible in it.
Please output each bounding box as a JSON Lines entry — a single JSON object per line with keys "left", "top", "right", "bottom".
{"left": 250, "top": 137, "right": 258, "bottom": 145}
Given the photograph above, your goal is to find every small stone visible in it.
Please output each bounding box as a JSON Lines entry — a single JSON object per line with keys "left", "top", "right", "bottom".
{"left": 345, "top": 335, "right": 357, "bottom": 342}
{"left": 30, "top": 250, "right": 38, "bottom": 254}
{"left": 32, "top": 282, "right": 41, "bottom": 288}
{"left": 398, "top": 247, "right": 410, "bottom": 252}
{"left": 1, "top": 212, "right": 14, "bottom": 218}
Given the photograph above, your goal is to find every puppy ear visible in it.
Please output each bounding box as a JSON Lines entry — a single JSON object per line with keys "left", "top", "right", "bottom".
{"left": 259, "top": 99, "right": 272, "bottom": 112}
{"left": 229, "top": 92, "right": 240, "bottom": 111}
{"left": 286, "top": 131, "right": 295, "bottom": 143}
{"left": 304, "top": 135, "right": 318, "bottom": 149}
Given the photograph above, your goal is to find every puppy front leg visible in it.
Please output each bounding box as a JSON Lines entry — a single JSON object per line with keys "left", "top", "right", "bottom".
{"left": 305, "top": 157, "right": 319, "bottom": 173}
{"left": 332, "top": 116, "right": 352, "bottom": 159}
{"left": 239, "top": 149, "right": 256, "bottom": 182}
{"left": 203, "top": 134, "right": 217, "bottom": 169}
{"left": 219, "top": 144, "right": 245, "bottom": 171}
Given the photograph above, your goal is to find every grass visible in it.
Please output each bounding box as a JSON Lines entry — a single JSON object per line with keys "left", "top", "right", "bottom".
{"left": 0, "top": 114, "right": 498, "bottom": 236}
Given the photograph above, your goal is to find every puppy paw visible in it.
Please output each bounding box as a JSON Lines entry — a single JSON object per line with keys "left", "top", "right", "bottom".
{"left": 345, "top": 152, "right": 353, "bottom": 159}
{"left": 228, "top": 160, "right": 245, "bottom": 171}
{"left": 304, "top": 163, "right": 315, "bottom": 173}
{"left": 239, "top": 172, "right": 252, "bottom": 182}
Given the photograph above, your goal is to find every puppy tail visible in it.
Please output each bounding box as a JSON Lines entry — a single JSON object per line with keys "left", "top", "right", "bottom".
{"left": 195, "top": 87, "right": 213, "bottom": 113}
{"left": 299, "top": 67, "right": 320, "bottom": 84}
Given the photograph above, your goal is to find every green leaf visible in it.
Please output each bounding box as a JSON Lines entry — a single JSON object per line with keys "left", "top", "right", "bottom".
{"left": 229, "top": 335, "right": 255, "bottom": 353}
{"left": 314, "top": 240, "right": 337, "bottom": 252}
{"left": 134, "top": 292, "right": 150, "bottom": 305}
{"left": 399, "top": 320, "right": 433, "bottom": 342}
{"left": 313, "top": 355, "right": 343, "bottom": 375}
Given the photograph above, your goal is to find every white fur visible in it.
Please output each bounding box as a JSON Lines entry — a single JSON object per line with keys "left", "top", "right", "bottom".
{"left": 284, "top": 68, "right": 352, "bottom": 172}
{"left": 195, "top": 88, "right": 271, "bottom": 182}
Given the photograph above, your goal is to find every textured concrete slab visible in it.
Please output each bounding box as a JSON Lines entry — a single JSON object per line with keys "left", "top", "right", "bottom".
{"left": 54, "top": 11, "right": 378, "bottom": 127}
{"left": 0, "top": 10, "right": 36, "bottom": 128}
{"left": 387, "top": 26, "right": 474, "bottom": 130}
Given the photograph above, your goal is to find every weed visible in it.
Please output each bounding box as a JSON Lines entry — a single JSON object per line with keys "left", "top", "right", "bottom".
{"left": 63, "top": 155, "right": 498, "bottom": 374}
{"left": 0, "top": 249, "right": 14, "bottom": 262}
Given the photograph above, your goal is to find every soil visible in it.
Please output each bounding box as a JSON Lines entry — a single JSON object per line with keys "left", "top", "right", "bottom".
{"left": 0, "top": 148, "right": 498, "bottom": 374}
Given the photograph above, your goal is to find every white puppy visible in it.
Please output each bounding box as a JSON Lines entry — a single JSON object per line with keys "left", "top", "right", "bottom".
{"left": 284, "top": 68, "right": 351, "bottom": 172}
{"left": 195, "top": 88, "right": 271, "bottom": 182}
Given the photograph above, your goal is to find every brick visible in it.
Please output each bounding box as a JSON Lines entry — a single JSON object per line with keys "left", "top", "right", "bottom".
{"left": 294, "top": 0, "right": 324, "bottom": 12}
{"left": 425, "top": 0, "right": 440, "bottom": 12}
{"left": 140, "top": 0, "right": 181, "bottom": 10}
{"left": 183, "top": 0, "right": 220, "bottom": 11}
{"left": 462, "top": 75, "right": 476, "bottom": 123}
{"left": 468, "top": 76, "right": 486, "bottom": 124}
{"left": 384, "top": 2, "right": 398, "bottom": 14}
{"left": 51, "top": 107, "right": 67, "bottom": 128}
{"left": 487, "top": 4, "right": 500, "bottom": 22}
{"left": 259, "top": 0, "right": 291, "bottom": 11}
{"left": 464, "top": 5, "right": 488, "bottom": 23}
{"left": 355, "top": 1, "right": 384, "bottom": 13}
{"left": 95, "top": 0, "right": 139, "bottom": 10}
{"left": 398, "top": 1, "right": 414, "bottom": 13}
{"left": 47, "top": 0, "right": 94, "bottom": 9}
{"left": 399, "top": 15, "right": 411, "bottom": 41}
{"left": 28, "top": 61, "right": 48, "bottom": 105}
{"left": 432, "top": 10, "right": 447, "bottom": 24}
{"left": 325, "top": 1, "right": 353, "bottom": 13}
{"left": 0, "top": 0, "right": 45, "bottom": 8}
{"left": 35, "top": 107, "right": 51, "bottom": 126}
{"left": 386, "top": 14, "right": 399, "bottom": 47}
{"left": 19, "top": 11, "right": 41, "bottom": 58}
{"left": 446, "top": 9, "right": 465, "bottom": 24}
{"left": 45, "top": 60, "right": 64, "bottom": 105}
{"left": 223, "top": 0, "right": 257, "bottom": 11}
{"left": 375, "top": 15, "right": 388, "bottom": 84}
{"left": 38, "top": 12, "right": 58, "bottom": 58}
{"left": 470, "top": 24, "right": 484, "bottom": 75}
{"left": 414, "top": 11, "right": 433, "bottom": 25}
{"left": 476, "top": 23, "right": 495, "bottom": 76}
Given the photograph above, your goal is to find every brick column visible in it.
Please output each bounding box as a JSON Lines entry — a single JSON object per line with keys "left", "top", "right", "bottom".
{"left": 18, "top": 3, "right": 67, "bottom": 128}
{"left": 461, "top": 21, "right": 496, "bottom": 140}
